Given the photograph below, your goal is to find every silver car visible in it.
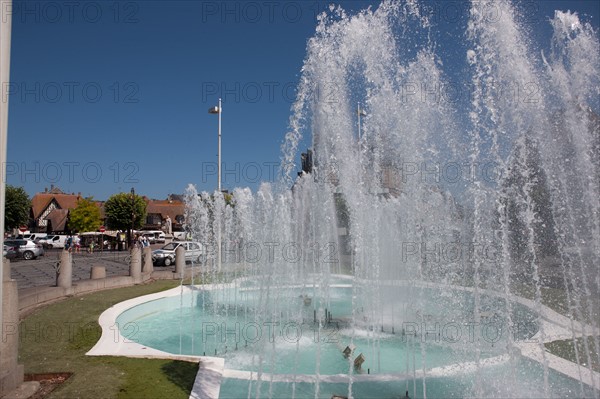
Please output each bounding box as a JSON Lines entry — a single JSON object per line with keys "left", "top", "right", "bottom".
{"left": 3, "top": 245, "right": 17, "bottom": 259}
{"left": 152, "top": 241, "right": 203, "bottom": 266}
{"left": 4, "top": 239, "right": 45, "bottom": 260}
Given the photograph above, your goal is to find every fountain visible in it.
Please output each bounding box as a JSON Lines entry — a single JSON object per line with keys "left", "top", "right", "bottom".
{"left": 91, "top": 1, "right": 599, "bottom": 397}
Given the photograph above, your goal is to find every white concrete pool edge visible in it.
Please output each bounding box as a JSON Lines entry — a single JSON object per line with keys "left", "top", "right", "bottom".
{"left": 86, "top": 278, "right": 600, "bottom": 398}
{"left": 87, "top": 286, "right": 194, "bottom": 358}
{"left": 86, "top": 285, "right": 229, "bottom": 399}
{"left": 190, "top": 357, "right": 225, "bottom": 399}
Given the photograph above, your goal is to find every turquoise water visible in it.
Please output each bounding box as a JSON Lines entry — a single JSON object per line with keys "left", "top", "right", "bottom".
{"left": 218, "top": 358, "right": 594, "bottom": 398}
{"left": 117, "top": 285, "right": 534, "bottom": 374}
{"left": 115, "top": 284, "right": 595, "bottom": 397}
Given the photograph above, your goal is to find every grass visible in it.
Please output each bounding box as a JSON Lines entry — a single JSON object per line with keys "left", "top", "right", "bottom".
{"left": 545, "top": 337, "right": 600, "bottom": 373}
{"left": 18, "top": 279, "right": 200, "bottom": 399}
{"left": 511, "top": 282, "right": 600, "bottom": 326}
{"left": 511, "top": 283, "right": 570, "bottom": 314}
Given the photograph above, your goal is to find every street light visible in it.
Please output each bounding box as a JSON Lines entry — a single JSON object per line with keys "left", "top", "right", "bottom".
{"left": 208, "top": 98, "right": 222, "bottom": 192}
{"left": 357, "top": 103, "right": 367, "bottom": 139}
{"left": 208, "top": 98, "right": 222, "bottom": 272}
{"left": 130, "top": 187, "right": 136, "bottom": 248}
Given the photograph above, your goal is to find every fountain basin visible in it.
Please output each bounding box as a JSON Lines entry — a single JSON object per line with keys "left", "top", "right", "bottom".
{"left": 87, "top": 276, "right": 598, "bottom": 398}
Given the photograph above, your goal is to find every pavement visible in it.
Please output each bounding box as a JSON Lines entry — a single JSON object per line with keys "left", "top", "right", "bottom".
{"left": 8, "top": 245, "right": 174, "bottom": 289}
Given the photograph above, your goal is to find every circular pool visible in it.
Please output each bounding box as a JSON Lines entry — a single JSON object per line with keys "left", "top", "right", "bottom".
{"left": 107, "top": 277, "right": 595, "bottom": 398}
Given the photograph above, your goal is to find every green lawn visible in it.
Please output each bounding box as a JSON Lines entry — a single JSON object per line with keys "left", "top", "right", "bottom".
{"left": 545, "top": 337, "right": 600, "bottom": 373}
{"left": 18, "top": 280, "right": 199, "bottom": 398}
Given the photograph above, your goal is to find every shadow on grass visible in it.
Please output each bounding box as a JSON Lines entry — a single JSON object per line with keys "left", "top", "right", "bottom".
{"left": 161, "top": 361, "right": 199, "bottom": 393}
{"left": 545, "top": 336, "right": 600, "bottom": 373}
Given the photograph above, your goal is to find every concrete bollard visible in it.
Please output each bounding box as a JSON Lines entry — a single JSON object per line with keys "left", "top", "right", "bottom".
{"left": 142, "top": 246, "right": 154, "bottom": 275}
{"left": 175, "top": 246, "right": 185, "bottom": 277}
{"left": 2, "top": 256, "right": 10, "bottom": 281}
{"left": 129, "top": 246, "right": 142, "bottom": 283}
{"left": 56, "top": 250, "right": 72, "bottom": 288}
{"left": 1, "top": 263, "right": 25, "bottom": 395}
{"left": 90, "top": 266, "right": 106, "bottom": 279}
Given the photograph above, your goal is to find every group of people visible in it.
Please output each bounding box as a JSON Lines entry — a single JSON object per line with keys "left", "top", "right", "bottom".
{"left": 64, "top": 235, "right": 81, "bottom": 253}
{"left": 135, "top": 234, "right": 151, "bottom": 248}
{"left": 64, "top": 232, "right": 158, "bottom": 252}
{"left": 65, "top": 234, "right": 106, "bottom": 253}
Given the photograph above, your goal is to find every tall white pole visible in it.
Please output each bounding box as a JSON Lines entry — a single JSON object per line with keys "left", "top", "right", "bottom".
{"left": 208, "top": 99, "right": 222, "bottom": 272}
{"left": 0, "top": 0, "right": 14, "bottom": 359}
{"left": 217, "top": 98, "right": 222, "bottom": 192}
{"left": 217, "top": 98, "right": 222, "bottom": 272}
{"left": 357, "top": 103, "right": 361, "bottom": 139}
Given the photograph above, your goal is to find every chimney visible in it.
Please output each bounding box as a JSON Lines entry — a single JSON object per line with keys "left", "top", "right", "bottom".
{"left": 44, "top": 187, "right": 48, "bottom": 193}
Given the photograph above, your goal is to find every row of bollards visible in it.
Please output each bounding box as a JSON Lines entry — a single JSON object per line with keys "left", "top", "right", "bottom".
{"left": 55, "top": 246, "right": 157, "bottom": 289}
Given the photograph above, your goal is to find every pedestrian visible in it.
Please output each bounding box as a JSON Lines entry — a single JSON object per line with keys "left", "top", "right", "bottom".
{"left": 73, "top": 235, "right": 81, "bottom": 253}
{"left": 66, "top": 235, "right": 72, "bottom": 252}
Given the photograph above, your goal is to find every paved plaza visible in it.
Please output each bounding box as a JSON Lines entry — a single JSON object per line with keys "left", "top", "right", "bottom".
{"left": 9, "top": 246, "right": 175, "bottom": 289}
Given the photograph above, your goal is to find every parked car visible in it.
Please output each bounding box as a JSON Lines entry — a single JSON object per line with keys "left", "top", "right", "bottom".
{"left": 152, "top": 241, "right": 203, "bottom": 266}
{"left": 3, "top": 239, "right": 44, "bottom": 260}
{"left": 3, "top": 245, "right": 17, "bottom": 260}
{"left": 173, "top": 231, "right": 187, "bottom": 240}
{"left": 36, "top": 234, "right": 68, "bottom": 249}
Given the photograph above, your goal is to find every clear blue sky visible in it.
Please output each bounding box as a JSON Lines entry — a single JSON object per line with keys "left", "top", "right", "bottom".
{"left": 5, "top": 0, "right": 599, "bottom": 200}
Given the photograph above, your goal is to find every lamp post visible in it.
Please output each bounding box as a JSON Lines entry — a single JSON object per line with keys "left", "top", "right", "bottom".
{"left": 208, "top": 98, "right": 222, "bottom": 191}
{"left": 130, "top": 187, "right": 136, "bottom": 249}
{"left": 208, "top": 99, "right": 222, "bottom": 272}
{"left": 357, "top": 103, "right": 367, "bottom": 139}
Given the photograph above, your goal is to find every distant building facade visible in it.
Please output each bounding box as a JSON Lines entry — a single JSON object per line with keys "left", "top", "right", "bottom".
{"left": 28, "top": 187, "right": 185, "bottom": 235}
{"left": 30, "top": 186, "right": 83, "bottom": 233}
{"left": 142, "top": 195, "right": 185, "bottom": 233}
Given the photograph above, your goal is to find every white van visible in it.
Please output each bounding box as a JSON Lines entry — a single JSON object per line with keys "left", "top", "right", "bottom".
{"left": 140, "top": 231, "right": 166, "bottom": 244}
{"left": 37, "top": 235, "right": 68, "bottom": 249}
{"left": 19, "top": 233, "right": 47, "bottom": 241}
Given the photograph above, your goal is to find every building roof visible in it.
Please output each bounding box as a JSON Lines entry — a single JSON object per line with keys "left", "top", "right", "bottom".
{"left": 44, "top": 209, "right": 69, "bottom": 232}
{"left": 31, "top": 192, "right": 82, "bottom": 219}
{"left": 146, "top": 200, "right": 184, "bottom": 221}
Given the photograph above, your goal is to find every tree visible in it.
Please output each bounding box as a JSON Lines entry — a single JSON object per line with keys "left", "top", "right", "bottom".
{"left": 68, "top": 197, "right": 102, "bottom": 233}
{"left": 5, "top": 185, "right": 30, "bottom": 231}
{"left": 104, "top": 192, "right": 147, "bottom": 231}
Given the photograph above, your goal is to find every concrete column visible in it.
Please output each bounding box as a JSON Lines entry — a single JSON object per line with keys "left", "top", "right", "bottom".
{"left": 0, "top": 3, "right": 25, "bottom": 396}
{"left": 56, "top": 250, "right": 72, "bottom": 288}
{"left": 1, "top": 259, "right": 24, "bottom": 395}
{"left": 2, "top": 257, "right": 9, "bottom": 281}
{"left": 129, "top": 247, "right": 142, "bottom": 283}
{"left": 142, "top": 246, "right": 153, "bottom": 275}
{"left": 175, "top": 246, "right": 185, "bottom": 277}
{"left": 90, "top": 266, "right": 106, "bottom": 279}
